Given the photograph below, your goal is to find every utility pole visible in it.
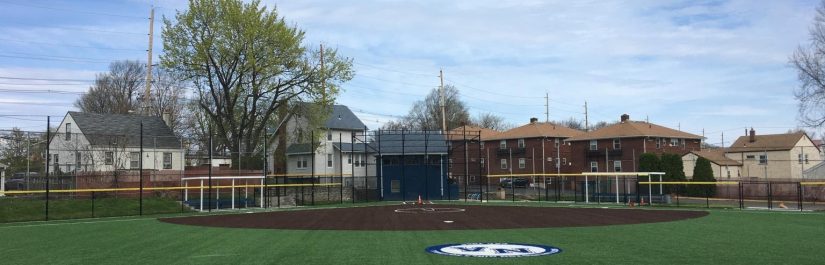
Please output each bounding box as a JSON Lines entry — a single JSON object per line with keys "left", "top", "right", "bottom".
{"left": 544, "top": 93, "right": 549, "bottom": 122}
{"left": 143, "top": 6, "right": 155, "bottom": 113}
{"left": 320, "top": 43, "right": 325, "bottom": 101}
{"left": 440, "top": 69, "right": 446, "bottom": 132}
{"left": 584, "top": 101, "right": 589, "bottom": 132}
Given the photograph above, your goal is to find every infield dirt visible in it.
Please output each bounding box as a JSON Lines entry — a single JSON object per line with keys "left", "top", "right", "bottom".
{"left": 159, "top": 204, "right": 708, "bottom": 231}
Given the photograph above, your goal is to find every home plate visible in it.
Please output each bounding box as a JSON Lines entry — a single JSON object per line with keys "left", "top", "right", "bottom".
{"left": 443, "top": 220, "right": 454, "bottom": 223}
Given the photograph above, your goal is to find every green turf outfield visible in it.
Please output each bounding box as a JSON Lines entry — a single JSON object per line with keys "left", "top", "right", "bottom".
{"left": 0, "top": 202, "right": 822, "bottom": 265}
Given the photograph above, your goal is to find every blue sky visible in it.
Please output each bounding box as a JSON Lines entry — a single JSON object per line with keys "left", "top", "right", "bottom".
{"left": 0, "top": 0, "right": 819, "bottom": 146}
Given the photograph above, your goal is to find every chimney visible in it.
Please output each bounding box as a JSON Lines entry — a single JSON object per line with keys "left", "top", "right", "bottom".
{"left": 530, "top": 117, "right": 538, "bottom": 124}
{"left": 162, "top": 112, "right": 172, "bottom": 128}
{"left": 749, "top": 128, "right": 755, "bottom": 143}
{"left": 620, "top": 114, "right": 630, "bottom": 123}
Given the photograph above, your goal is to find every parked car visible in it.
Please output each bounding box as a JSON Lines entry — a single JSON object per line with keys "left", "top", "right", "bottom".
{"left": 5, "top": 172, "right": 38, "bottom": 190}
{"left": 500, "top": 178, "right": 529, "bottom": 188}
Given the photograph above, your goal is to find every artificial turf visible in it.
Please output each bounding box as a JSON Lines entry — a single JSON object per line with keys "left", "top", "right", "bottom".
{"left": 0, "top": 203, "right": 822, "bottom": 264}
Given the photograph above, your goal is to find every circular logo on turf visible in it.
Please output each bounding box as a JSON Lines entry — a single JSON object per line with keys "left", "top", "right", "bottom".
{"left": 425, "top": 243, "right": 561, "bottom": 258}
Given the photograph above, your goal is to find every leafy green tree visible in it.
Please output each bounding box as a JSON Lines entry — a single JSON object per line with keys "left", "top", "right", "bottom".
{"left": 638, "top": 153, "right": 661, "bottom": 172}
{"left": 660, "top": 153, "right": 687, "bottom": 194}
{"left": 688, "top": 157, "right": 716, "bottom": 197}
{"left": 161, "top": 0, "right": 354, "bottom": 157}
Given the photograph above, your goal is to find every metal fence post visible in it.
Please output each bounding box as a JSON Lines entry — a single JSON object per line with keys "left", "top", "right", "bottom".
{"left": 139, "top": 121, "right": 143, "bottom": 215}
{"left": 797, "top": 182, "right": 803, "bottom": 211}
{"left": 45, "top": 116, "right": 50, "bottom": 221}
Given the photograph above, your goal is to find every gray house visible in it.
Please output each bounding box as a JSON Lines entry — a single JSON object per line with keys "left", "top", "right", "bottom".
{"left": 48, "top": 112, "right": 184, "bottom": 172}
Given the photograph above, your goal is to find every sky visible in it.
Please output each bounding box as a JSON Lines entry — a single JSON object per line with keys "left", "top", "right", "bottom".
{"left": 0, "top": 0, "right": 820, "bottom": 147}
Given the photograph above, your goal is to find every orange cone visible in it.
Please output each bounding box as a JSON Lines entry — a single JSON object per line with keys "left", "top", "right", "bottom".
{"left": 417, "top": 195, "right": 423, "bottom": 205}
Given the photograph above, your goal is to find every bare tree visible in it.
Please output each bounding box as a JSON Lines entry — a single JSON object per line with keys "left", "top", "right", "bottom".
{"left": 146, "top": 68, "right": 187, "bottom": 135}
{"left": 554, "top": 117, "right": 585, "bottom": 131}
{"left": 471, "top": 112, "right": 513, "bottom": 131}
{"left": 75, "top": 60, "right": 145, "bottom": 114}
{"left": 385, "top": 85, "right": 470, "bottom": 130}
{"left": 791, "top": 0, "right": 825, "bottom": 127}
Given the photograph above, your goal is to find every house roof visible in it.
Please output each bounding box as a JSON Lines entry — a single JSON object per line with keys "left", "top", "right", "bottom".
{"left": 486, "top": 122, "right": 582, "bottom": 141}
{"left": 727, "top": 132, "right": 808, "bottom": 152}
{"left": 565, "top": 120, "right": 701, "bottom": 142}
{"left": 446, "top": 125, "right": 499, "bottom": 141}
{"left": 67, "top": 111, "right": 181, "bottom": 149}
{"left": 333, "top": 143, "right": 371, "bottom": 153}
{"left": 373, "top": 131, "right": 448, "bottom": 155}
{"left": 324, "top": 105, "right": 367, "bottom": 131}
{"left": 686, "top": 150, "right": 742, "bottom": 166}
{"left": 285, "top": 143, "right": 313, "bottom": 155}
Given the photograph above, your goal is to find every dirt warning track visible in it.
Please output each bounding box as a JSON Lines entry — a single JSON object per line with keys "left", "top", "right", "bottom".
{"left": 159, "top": 204, "right": 708, "bottom": 231}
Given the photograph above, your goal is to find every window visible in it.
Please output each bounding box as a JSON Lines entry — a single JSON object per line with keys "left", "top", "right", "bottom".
{"left": 562, "top": 158, "right": 567, "bottom": 165}
{"left": 105, "top": 152, "right": 113, "bottom": 165}
{"left": 391, "top": 180, "right": 400, "bottom": 193}
{"left": 518, "top": 139, "right": 525, "bottom": 148}
{"left": 347, "top": 154, "right": 352, "bottom": 165}
{"left": 296, "top": 156, "right": 309, "bottom": 169}
{"left": 589, "top": 140, "right": 597, "bottom": 151}
{"left": 499, "top": 140, "right": 507, "bottom": 149}
{"left": 670, "top": 138, "right": 679, "bottom": 146}
{"left": 327, "top": 131, "right": 332, "bottom": 141}
{"left": 759, "top": 155, "right": 767, "bottom": 165}
{"left": 449, "top": 159, "right": 453, "bottom": 169}
{"left": 65, "top": 123, "right": 71, "bottom": 140}
{"left": 799, "top": 154, "right": 804, "bottom": 164}
{"left": 75, "top": 152, "right": 81, "bottom": 169}
{"left": 53, "top": 154, "right": 59, "bottom": 164}
{"left": 554, "top": 138, "right": 560, "bottom": 148}
{"left": 746, "top": 155, "right": 755, "bottom": 160}
{"left": 480, "top": 158, "right": 485, "bottom": 167}
{"left": 656, "top": 138, "right": 661, "bottom": 149}
{"left": 805, "top": 154, "right": 810, "bottom": 164}
{"left": 681, "top": 139, "right": 686, "bottom": 148}
{"left": 480, "top": 142, "right": 485, "bottom": 148}
{"left": 590, "top": 161, "right": 598, "bottom": 172}
{"left": 613, "top": 138, "right": 621, "bottom": 149}
{"left": 130, "top": 152, "right": 140, "bottom": 169}
{"left": 518, "top": 158, "right": 526, "bottom": 169}
{"left": 613, "top": 160, "right": 622, "bottom": 172}
{"left": 354, "top": 154, "right": 365, "bottom": 167}
{"left": 500, "top": 159, "right": 508, "bottom": 169}
{"left": 163, "top": 153, "right": 172, "bottom": 169}
{"left": 327, "top": 154, "right": 333, "bottom": 168}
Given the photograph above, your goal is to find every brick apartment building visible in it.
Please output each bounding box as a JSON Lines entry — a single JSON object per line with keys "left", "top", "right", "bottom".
{"left": 565, "top": 114, "right": 702, "bottom": 173}
{"left": 483, "top": 118, "right": 584, "bottom": 178}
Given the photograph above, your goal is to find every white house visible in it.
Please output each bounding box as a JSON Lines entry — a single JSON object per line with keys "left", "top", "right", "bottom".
{"left": 284, "top": 105, "right": 373, "bottom": 185}
{"left": 48, "top": 112, "right": 184, "bottom": 173}
{"left": 724, "top": 129, "right": 822, "bottom": 179}
{"left": 682, "top": 150, "right": 742, "bottom": 180}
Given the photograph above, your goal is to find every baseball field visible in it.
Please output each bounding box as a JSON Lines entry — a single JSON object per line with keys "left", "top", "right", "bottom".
{"left": 0, "top": 201, "right": 822, "bottom": 264}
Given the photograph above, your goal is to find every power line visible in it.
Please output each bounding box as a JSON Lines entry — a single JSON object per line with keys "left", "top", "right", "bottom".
{"left": 354, "top": 62, "right": 433, "bottom": 77}
{"left": 0, "top": 76, "right": 94, "bottom": 82}
{"left": 0, "top": 88, "right": 85, "bottom": 95}
{"left": 445, "top": 79, "right": 534, "bottom": 99}
{"left": 0, "top": 0, "right": 148, "bottom": 20}
{"left": 0, "top": 38, "right": 146, "bottom": 52}
{"left": 0, "top": 54, "right": 113, "bottom": 64}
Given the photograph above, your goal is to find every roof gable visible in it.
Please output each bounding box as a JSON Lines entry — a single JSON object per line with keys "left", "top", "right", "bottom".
{"left": 566, "top": 120, "right": 701, "bottom": 141}
{"left": 447, "top": 125, "right": 499, "bottom": 141}
{"left": 686, "top": 150, "right": 742, "bottom": 166}
{"left": 325, "top": 105, "right": 367, "bottom": 131}
{"left": 67, "top": 111, "right": 181, "bottom": 149}
{"left": 486, "top": 122, "right": 582, "bottom": 141}
{"left": 727, "top": 133, "right": 807, "bottom": 152}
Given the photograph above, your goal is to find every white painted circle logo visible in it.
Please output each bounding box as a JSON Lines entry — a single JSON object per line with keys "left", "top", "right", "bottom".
{"left": 426, "top": 243, "right": 561, "bottom": 258}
